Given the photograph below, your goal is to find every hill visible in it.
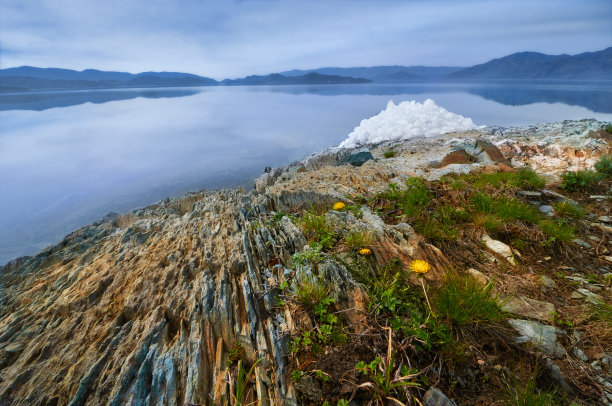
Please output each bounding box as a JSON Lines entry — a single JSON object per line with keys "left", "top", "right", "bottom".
{"left": 449, "top": 47, "right": 612, "bottom": 80}
{"left": 0, "top": 66, "right": 218, "bottom": 91}
{"left": 281, "top": 65, "right": 463, "bottom": 81}
{"left": 221, "top": 72, "right": 371, "bottom": 85}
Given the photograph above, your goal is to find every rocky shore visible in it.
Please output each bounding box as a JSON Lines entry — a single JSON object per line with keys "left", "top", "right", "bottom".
{"left": 1, "top": 119, "right": 611, "bottom": 406}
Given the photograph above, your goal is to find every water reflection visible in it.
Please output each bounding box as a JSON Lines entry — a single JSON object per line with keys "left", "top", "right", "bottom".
{"left": 1, "top": 81, "right": 612, "bottom": 113}
{"left": 0, "top": 88, "right": 199, "bottom": 111}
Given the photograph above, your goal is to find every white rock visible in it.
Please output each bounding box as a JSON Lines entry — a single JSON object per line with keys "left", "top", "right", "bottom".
{"left": 482, "top": 234, "right": 516, "bottom": 264}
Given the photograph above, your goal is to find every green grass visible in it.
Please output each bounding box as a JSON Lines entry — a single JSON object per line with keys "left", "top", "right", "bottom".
{"left": 606, "top": 124, "right": 612, "bottom": 134}
{"left": 383, "top": 149, "right": 396, "bottom": 158}
{"left": 291, "top": 271, "right": 330, "bottom": 309}
{"left": 560, "top": 170, "right": 601, "bottom": 192}
{"left": 434, "top": 272, "right": 506, "bottom": 326}
{"left": 551, "top": 200, "right": 585, "bottom": 219}
{"left": 538, "top": 219, "right": 575, "bottom": 243}
{"left": 343, "top": 229, "right": 374, "bottom": 250}
{"left": 472, "top": 193, "right": 540, "bottom": 224}
{"left": 504, "top": 371, "right": 558, "bottom": 406}
{"left": 379, "top": 178, "right": 432, "bottom": 218}
{"left": 415, "top": 205, "right": 467, "bottom": 241}
{"left": 300, "top": 210, "right": 336, "bottom": 250}
{"left": 595, "top": 155, "right": 612, "bottom": 178}
{"left": 463, "top": 169, "right": 545, "bottom": 190}
{"left": 590, "top": 300, "right": 612, "bottom": 326}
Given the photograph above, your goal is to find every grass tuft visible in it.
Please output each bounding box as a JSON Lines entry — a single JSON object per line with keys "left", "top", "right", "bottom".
{"left": 300, "top": 210, "right": 336, "bottom": 250}
{"left": 551, "top": 200, "right": 584, "bottom": 219}
{"left": 343, "top": 229, "right": 374, "bottom": 250}
{"left": 538, "top": 219, "right": 575, "bottom": 243}
{"left": 434, "top": 272, "right": 506, "bottom": 326}
{"left": 383, "top": 149, "right": 396, "bottom": 158}
{"left": 292, "top": 271, "right": 330, "bottom": 309}
{"left": 379, "top": 178, "right": 432, "bottom": 218}
{"left": 465, "top": 169, "right": 545, "bottom": 190}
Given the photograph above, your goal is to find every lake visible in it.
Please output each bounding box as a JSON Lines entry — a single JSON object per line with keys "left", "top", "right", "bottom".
{"left": 1, "top": 81, "right": 612, "bottom": 263}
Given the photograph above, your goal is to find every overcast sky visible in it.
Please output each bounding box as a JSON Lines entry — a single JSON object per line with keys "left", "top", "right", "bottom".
{"left": 1, "top": 0, "right": 610, "bottom": 79}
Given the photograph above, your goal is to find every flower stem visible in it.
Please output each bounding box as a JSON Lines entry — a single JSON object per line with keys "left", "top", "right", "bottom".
{"left": 420, "top": 277, "right": 433, "bottom": 316}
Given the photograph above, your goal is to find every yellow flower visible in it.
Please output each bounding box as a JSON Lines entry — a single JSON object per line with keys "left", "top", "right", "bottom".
{"left": 359, "top": 248, "right": 372, "bottom": 256}
{"left": 409, "top": 260, "right": 430, "bottom": 275}
{"left": 333, "top": 202, "right": 346, "bottom": 210}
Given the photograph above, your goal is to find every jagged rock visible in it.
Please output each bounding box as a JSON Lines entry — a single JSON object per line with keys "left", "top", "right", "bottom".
{"left": 508, "top": 319, "right": 565, "bottom": 357}
{"left": 464, "top": 139, "right": 510, "bottom": 164}
{"left": 502, "top": 296, "right": 555, "bottom": 322}
{"left": 0, "top": 188, "right": 372, "bottom": 405}
{"left": 423, "top": 387, "right": 457, "bottom": 406}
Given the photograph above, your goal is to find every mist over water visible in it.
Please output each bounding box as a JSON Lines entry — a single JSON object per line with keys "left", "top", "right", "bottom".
{"left": 1, "top": 82, "right": 612, "bottom": 263}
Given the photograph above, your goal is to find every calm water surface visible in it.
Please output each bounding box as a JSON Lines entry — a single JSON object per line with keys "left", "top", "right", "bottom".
{"left": 1, "top": 82, "right": 612, "bottom": 263}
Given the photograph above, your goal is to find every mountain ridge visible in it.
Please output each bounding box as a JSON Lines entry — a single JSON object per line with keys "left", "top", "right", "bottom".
{"left": 1, "top": 47, "right": 610, "bottom": 92}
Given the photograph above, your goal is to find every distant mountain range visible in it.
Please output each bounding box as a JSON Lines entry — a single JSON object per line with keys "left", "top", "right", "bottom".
{"left": 1, "top": 47, "right": 610, "bottom": 92}
{"left": 448, "top": 47, "right": 612, "bottom": 80}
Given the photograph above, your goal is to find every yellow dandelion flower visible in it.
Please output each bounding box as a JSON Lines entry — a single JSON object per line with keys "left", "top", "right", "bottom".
{"left": 333, "top": 202, "right": 346, "bottom": 210}
{"left": 409, "top": 260, "right": 430, "bottom": 275}
{"left": 359, "top": 248, "right": 372, "bottom": 256}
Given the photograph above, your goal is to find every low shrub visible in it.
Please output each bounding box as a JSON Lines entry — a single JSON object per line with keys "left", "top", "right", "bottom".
{"left": 560, "top": 170, "right": 600, "bottom": 192}
{"left": 595, "top": 155, "right": 612, "bottom": 177}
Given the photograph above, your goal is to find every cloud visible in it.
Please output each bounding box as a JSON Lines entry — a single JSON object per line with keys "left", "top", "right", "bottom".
{"left": 1, "top": 0, "right": 610, "bottom": 78}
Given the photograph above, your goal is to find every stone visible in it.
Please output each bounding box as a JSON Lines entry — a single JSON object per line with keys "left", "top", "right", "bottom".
{"left": 482, "top": 234, "right": 516, "bottom": 264}
{"left": 539, "top": 205, "right": 554, "bottom": 216}
{"left": 508, "top": 319, "right": 565, "bottom": 357}
{"left": 423, "top": 387, "right": 458, "bottom": 406}
{"left": 599, "top": 216, "right": 612, "bottom": 223}
{"left": 545, "top": 359, "right": 571, "bottom": 390}
{"left": 467, "top": 268, "right": 489, "bottom": 286}
{"left": 502, "top": 297, "right": 555, "bottom": 322}
{"left": 593, "top": 223, "right": 612, "bottom": 234}
{"left": 335, "top": 151, "right": 375, "bottom": 167}
{"left": 571, "top": 288, "right": 603, "bottom": 304}
{"left": 517, "top": 190, "right": 542, "bottom": 198}
{"left": 573, "top": 347, "right": 588, "bottom": 362}
{"left": 572, "top": 239, "right": 592, "bottom": 249}
{"left": 541, "top": 189, "right": 578, "bottom": 205}
{"left": 539, "top": 275, "right": 556, "bottom": 289}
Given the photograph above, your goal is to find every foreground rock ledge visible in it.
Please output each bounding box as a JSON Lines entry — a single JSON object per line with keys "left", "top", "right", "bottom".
{"left": 0, "top": 119, "right": 610, "bottom": 405}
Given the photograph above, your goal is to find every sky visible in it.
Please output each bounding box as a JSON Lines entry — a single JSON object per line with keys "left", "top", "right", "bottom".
{"left": 0, "top": 0, "right": 611, "bottom": 80}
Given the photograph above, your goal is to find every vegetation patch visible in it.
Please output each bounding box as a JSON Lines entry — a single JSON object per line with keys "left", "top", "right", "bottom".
{"left": 434, "top": 272, "right": 506, "bottom": 326}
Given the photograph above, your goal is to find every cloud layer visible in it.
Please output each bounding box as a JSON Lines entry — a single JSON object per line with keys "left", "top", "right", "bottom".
{"left": 1, "top": 0, "right": 611, "bottom": 79}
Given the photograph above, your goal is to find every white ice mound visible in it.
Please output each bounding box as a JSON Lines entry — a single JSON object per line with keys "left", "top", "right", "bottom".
{"left": 338, "top": 99, "right": 482, "bottom": 148}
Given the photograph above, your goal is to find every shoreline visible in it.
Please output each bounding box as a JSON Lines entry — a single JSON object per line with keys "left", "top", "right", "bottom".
{"left": 3, "top": 118, "right": 609, "bottom": 269}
